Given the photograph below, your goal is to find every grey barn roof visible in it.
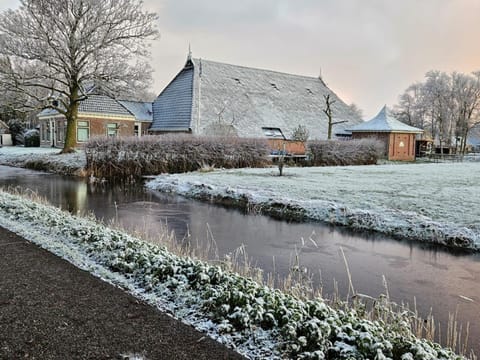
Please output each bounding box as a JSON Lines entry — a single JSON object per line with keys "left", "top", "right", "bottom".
{"left": 150, "top": 58, "right": 363, "bottom": 139}
{"left": 348, "top": 106, "right": 423, "bottom": 134}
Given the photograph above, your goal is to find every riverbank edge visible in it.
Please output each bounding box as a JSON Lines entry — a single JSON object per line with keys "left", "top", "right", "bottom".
{"left": 0, "top": 149, "right": 87, "bottom": 176}
{"left": 0, "top": 189, "right": 464, "bottom": 360}
{"left": 145, "top": 175, "right": 479, "bottom": 252}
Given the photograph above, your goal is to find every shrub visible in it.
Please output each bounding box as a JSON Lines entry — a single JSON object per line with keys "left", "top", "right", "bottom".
{"left": 85, "top": 135, "right": 270, "bottom": 180}
{"left": 7, "top": 119, "right": 25, "bottom": 145}
{"left": 23, "top": 129, "right": 40, "bottom": 147}
{"left": 308, "top": 139, "right": 383, "bottom": 166}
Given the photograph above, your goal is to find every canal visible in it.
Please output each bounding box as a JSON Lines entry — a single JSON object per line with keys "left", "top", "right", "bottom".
{"left": 0, "top": 165, "right": 479, "bottom": 354}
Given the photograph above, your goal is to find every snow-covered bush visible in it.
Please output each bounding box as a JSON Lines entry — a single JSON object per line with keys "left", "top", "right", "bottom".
{"left": 84, "top": 135, "right": 270, "bottom": 180}
{"left": 0, "top": 190, "right": 466, "bottom": 359}
{"left": 308, "top": 139, "right": 384, "bottom": 166}
{"left": 23, "top": 129, "right": 40, "bottom": 147}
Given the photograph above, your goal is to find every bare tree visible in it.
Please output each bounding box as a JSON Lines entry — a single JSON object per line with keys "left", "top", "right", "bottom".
{"left": 395, "top": 70, "right": 480, "bottom": 154}
{"left": 348, "top": 103, "right": 363, "bottom": 120}
{"left": 0, "top": 0, "right": 159, "bottom": 153}
{"left": 323, "top": 94, "right": 347, "bottom": 139}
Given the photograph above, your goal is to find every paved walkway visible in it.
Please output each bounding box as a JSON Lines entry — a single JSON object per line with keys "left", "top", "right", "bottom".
{"left": 0, "top": 226, "right": 245, "bottom": 360}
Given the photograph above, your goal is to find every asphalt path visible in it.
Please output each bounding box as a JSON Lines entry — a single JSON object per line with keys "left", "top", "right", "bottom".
{"left": 0, "top": 226, "right": 245, "bottom": 360}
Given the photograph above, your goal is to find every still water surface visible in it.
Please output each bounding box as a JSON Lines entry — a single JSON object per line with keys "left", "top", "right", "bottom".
{"left": 1, "top": 165, "right": 479, "bottom": 353}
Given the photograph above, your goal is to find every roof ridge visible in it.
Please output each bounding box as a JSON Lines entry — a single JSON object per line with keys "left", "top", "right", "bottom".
{"left": 192, "top": 58, "right": 322, "bottom": 82}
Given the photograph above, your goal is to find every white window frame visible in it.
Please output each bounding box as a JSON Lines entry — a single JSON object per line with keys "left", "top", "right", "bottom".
{"left": 77, "top": 120, "right": 90, "bottom": 142}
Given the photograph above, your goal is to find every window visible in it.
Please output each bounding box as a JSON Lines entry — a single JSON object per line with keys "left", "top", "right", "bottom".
{"left": 77, "top": 120, "right": 89, "bottom": 142}
{"left": 106, "top": 123, "right": 118, "bottom": 137}
{"left": 262, "top": 127, "right": 285, "bottom": 139}
{"left": 134, "top": 124, "right": 140, "bottom": 137}
{"left": 41, "top": 122, "right": 50, "bottom": 142}
{"left": 57, "top": 121, "right": 67, "bottom": 143}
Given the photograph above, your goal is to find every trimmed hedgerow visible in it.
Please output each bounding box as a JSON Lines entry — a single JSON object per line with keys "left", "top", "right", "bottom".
{"left": 85, "top": 135, "right": 270, "bottom": 180}
{"left": 308, "top": 139, "right": 384, "bottom": 166}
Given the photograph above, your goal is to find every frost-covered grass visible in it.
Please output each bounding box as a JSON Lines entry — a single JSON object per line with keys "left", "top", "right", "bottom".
{"left": 0, "top": 190, "right": 466, "bottom": 359}
{"left": 0, "top": 146, "right": 86, "bottom": 175}
{"left": 146, "top": 162, "right": 480, "bottom": 250}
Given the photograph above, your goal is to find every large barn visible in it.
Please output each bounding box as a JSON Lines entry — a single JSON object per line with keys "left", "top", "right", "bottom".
{"left": 150, "top": 56, "right": 363, "bottom": 140}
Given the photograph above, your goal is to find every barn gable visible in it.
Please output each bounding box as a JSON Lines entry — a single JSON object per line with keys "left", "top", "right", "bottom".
{"left": 151, "top": 60, "right": 195, "bottom": 132}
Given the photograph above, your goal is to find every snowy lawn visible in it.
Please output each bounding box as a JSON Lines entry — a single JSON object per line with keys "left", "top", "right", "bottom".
{"left": 146, "top": 162, "right": 480, "bottom": 250}
{"left": 0, "top": 190, "right": 463, "bottom": 360}
{"left": 0, "top": 146, "right": 86, "bottom": 175}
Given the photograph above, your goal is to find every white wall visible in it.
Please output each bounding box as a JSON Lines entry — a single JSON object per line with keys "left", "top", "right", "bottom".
{"left": 0, "top": 134, "right": 13, "bottom": 146}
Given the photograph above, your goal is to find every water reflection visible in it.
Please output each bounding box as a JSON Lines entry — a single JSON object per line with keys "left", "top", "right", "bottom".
{"left": 1, "top": 165, "right": 479, "bottom": 353}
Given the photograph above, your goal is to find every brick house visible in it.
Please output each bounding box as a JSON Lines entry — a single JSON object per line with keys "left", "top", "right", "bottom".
{"left": 37, "top": 94, "right": 152, "bottom": 148}
{"left": 348, "top": 106, "right": 424, "bottom": 161}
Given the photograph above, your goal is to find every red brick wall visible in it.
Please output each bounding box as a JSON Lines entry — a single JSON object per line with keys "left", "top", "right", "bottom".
{"left": 40, "top": 117, "right": 136, "bottom": 148}
{"left": 268, "top": 139, "right": 306, "bottom": 155}
{"left": 352, "top": 132, "right": 416, "bottom": 161}
{"left": 140, "top": 122, "right": 151, "bottom": 135}
{"left": 389, "top": 133, "right": 416, "bottom": 161}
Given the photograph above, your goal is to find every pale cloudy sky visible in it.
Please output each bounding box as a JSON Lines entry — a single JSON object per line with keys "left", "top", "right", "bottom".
{"left": 2, "top": 0, "right": 480, "bottom": 119}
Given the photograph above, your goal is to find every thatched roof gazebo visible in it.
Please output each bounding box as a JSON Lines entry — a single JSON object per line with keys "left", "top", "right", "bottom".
{"left": 348, "top": 106, "right": 423, "bottom": 161}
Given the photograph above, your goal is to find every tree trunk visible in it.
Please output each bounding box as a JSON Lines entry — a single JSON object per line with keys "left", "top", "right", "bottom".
{"left": 61, "top": 88, "right": 80, "bottom": 154}
{"left": 327, "top": 115, "right": 333, "bottom": 140}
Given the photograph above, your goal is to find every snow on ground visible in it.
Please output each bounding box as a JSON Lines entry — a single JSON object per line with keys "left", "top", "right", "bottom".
{"left": 146, "top": 162, "right": 480, "bottom": 250}
{"left": 0, "top": 190, "right": 463, "bottom": 360}
{"left": 0, "top": 146, "right": 86, "bottom": 175}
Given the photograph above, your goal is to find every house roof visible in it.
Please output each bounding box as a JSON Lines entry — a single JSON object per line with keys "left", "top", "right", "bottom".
{"left": 38, "top": 94, "right": 135, "bottom": 118}
{"left": 348, "top": 106, "right": 424, "bottom": 134}
{"left": 118, "top": 100, "right": 153, "bottom": 122}
{"left": 150, "top": 58, "right": 363, "bottom": 139}
{"left": 467, "top": 124, "right": 480, "bottom": 147}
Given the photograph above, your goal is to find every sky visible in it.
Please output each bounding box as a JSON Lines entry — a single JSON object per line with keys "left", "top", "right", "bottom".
{"left": 1, "top": 0, "right": 480, "bottom": 119}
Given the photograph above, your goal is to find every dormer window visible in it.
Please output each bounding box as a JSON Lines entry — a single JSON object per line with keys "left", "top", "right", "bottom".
{"left": 262, "top": 127, "right": 285, "bottom": 139}
{"left": 270, "top": 83, "right": 279, "bottom": 91}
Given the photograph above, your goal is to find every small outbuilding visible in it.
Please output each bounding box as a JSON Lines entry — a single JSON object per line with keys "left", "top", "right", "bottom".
{"left": 0, "top": 120, "right": 12, "bottom": 146}
{"left": 348, "top": 106, "right": 424, "bottom": 161}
